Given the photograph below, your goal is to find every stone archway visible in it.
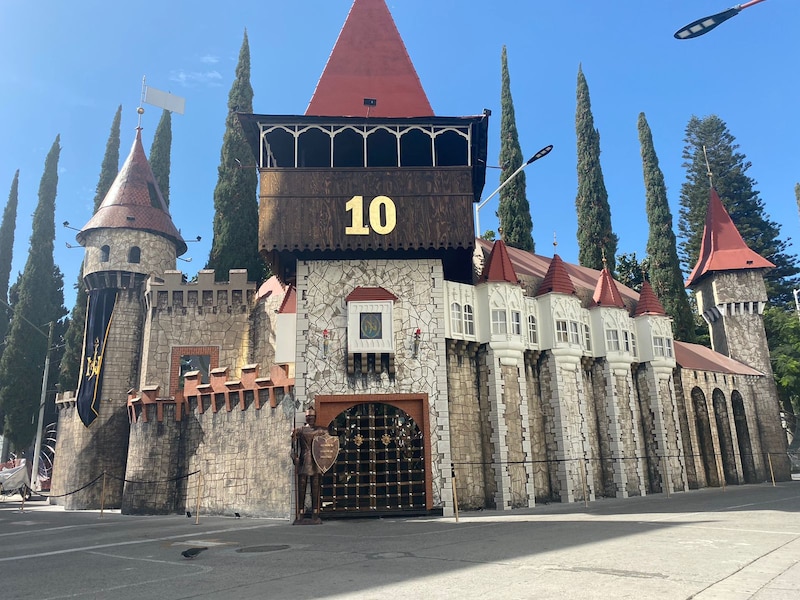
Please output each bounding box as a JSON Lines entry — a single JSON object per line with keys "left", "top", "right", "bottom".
{"left": 691, "top": 387, "right": 719, "bottom": 487}
{"left": 712, "top": 388, "right": 738, "bottom": 485}
{"left": 731, "top": 390, "right": 757, "bottom": 483}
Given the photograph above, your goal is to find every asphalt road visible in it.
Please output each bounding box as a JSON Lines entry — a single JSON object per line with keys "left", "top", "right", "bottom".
{"left": 1, "top": 481, "right": 799, "bottom": 600}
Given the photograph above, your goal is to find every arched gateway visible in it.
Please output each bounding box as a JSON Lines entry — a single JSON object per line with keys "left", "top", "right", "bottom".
{"left": 316, "top": 395, "right": 433, "bottom": 516}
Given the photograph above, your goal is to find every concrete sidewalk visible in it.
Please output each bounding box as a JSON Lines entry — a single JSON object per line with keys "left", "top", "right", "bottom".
{"left": 1, "top": 482, "right": 799, "bottom": 599}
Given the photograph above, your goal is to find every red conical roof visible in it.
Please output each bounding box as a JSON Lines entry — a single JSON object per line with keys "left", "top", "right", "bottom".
{"left": 536, "top": 254, "right": 576, "bottom": 297}
{"left": 479, "top": 239, "right": 519, "bottom": 284}
{"left": 590, "top": 268, "right": 625, "bottom": 308}
{"left": 305, "top": 0, "right": 433, "bottom": 118}
{"left": 634, "top": 280, "right": 667, "bottom": 317}
{"left": 685, "top": 187, "right": 773, "bottom": 287}
{"left": 77, "top": 130, "right": 186, "bottom": 255}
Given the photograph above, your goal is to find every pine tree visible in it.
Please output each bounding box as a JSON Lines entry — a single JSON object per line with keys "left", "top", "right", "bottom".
{"left": 59, "top": 107, "right": 121, "bottom": 390}
{"left": 575, "top": 65, "right": 617, "bottom": 273}
{"left": 637, "top": 113, "right": 695, "bottom": 342}
{"left": 496, "top": 46, "right": 534, "bottom": 252}
{"left": 0, "top": 137, "right": 66, "bottom": 449}
{"left": 0, "top": 170, "right": 20, "bottom": 357}
{"left": 679, "top": 115, "right": 798, "bottom": 304}
{"left": 150, "top": 109, "right": 172, "bottom": 207}
{"left": 207, "top": 30, "right": 264, "bottom": 282}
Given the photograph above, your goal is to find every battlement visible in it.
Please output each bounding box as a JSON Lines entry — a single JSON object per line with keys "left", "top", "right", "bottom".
{"left": 127, "top": 363, "right": 295, "bottom": 423}
{"left": 146, "top": 269, "right": 257, "bottom": 313}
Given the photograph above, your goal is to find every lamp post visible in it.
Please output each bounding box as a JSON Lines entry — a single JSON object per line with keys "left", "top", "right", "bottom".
{"left": 674, "top": 0, "right": 768, "bottom": 39}
{"left": 475, "top": 144, "right": 553, "bottom": 238}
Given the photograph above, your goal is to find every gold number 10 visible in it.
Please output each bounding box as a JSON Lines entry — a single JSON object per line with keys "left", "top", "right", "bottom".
{"left": 345, "top": 195, "right": 397, "bottom": 235}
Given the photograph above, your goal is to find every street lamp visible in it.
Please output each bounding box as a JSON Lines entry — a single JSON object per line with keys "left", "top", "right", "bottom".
{"left": 674, "top": 0, "right": 768, "bottom": 39}
{"left": 475, "top": 144, "right": 553, "bottom": 238}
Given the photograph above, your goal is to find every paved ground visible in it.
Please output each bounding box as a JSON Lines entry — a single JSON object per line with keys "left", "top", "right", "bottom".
{"left": 1, "top": 481, "right": 799, "bottom": 600}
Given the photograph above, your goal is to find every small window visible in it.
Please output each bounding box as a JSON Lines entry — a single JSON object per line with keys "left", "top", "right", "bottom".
{"left": 556, "top": 320, "right": 569, "bottom": 343}
{"left": 511, "top": 311, "right": 522, "bottom": 336}
{"left": 491, "top": 309, "right": 507, "bottom": 335}
{"left": 527, "top": 315, "right": 538, "bottom": 345}
{"left": 451, "top": 302, "right": 463, "bottom": 335}
{"left": 463, "top": 305, "right": 475, "bottom": 336}
{"left": 179, "top": 354, "right": 211, "bottom": 389}
{"left": 605, "top": 329, "right": 620, "bottom": 352}
{"left": 584, "top": 324, "right": 592, "bottom": 351}
{"left": 100, "top": 245, "right": 110, "bottom": 262}
{"left": 665, "top": 337, "right": 673, "bottom": 358}
{"left": 631, "top": 331, "right": 637, "bottom": 357}
{"left": 569, "top": 321, "right": 581, "bottom": 345}
{"left": 623, "top": 330, "right": 631, "bottom": 353}
{"left": 128, "top": 246, "right": 141, "bottom": 264}
{"left": 654, "top": 336, "right": 665, "bottom": 357}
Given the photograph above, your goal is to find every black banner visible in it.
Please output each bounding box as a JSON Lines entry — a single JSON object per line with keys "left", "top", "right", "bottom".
{"left": 76, "top": 289, "right": 117, "bottom": 427}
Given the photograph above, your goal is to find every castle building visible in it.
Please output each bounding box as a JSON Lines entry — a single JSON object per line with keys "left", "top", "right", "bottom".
{"left": 52, "top": 0, "right": 789, "bottom": 518}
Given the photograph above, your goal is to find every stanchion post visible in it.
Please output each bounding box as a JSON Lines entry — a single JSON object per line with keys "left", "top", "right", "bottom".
{"left": 194, "top": 471, "right": 202, "bottom": 525}
{"left": 767, "top": 453, "right": 776, "bottom": 487}
{"left": 100, "top": 472, "right": 107, "bottom": 518}
{"left": 581, "top": 458, "right": 588, "bottom": 508}
{"left": 451, "top": 463, "right": 459, "bottom": 523}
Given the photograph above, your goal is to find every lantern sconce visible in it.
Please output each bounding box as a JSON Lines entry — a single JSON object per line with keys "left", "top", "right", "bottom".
{"left": 412, "top": 328, "right": 421, "bottom": 358}
{"left": 322, "top": 329, "right": 330, "bottom": 358}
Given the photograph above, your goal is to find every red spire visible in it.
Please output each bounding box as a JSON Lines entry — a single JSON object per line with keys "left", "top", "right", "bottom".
{"left": 590, "top": 268, "right": 625, "bottom": 308}
{"left": 305, "top": 0, "right": 433, "bottom": 117}
{"left": 685, "top": 187, "right": 773, "bottom": 287}
{"left": 536, "top": 254, "right": 576, "bottom": 297}
{"left": 77, "top": 129, "right": 186, "bottom": 255}
{"left": 479, "top": 239, "right": 519, "bottom": 284}
{"left": 634, "top": 280, "right": 667, "bottom": 317}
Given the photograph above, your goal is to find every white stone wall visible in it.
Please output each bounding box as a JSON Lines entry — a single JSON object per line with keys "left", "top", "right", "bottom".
{"left": 295, "top": 258, "right": 453, "bottom": 510}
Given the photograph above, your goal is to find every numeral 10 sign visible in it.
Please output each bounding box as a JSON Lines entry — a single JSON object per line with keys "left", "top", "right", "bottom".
{"left": 345, "top": 195, "right": 397, "bottom": 235}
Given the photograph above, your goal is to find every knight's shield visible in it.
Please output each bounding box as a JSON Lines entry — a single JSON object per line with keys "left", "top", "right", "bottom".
{"left": 312, "top": 433, "right": 340, "bottom": 473}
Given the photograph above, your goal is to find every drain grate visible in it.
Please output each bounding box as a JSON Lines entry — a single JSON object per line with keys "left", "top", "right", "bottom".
{"left": 236, "top": 544, "right": 291, "bottom": 553}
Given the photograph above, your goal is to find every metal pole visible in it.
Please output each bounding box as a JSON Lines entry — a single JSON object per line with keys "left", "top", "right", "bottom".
{"left": 474, "top": 145, "right": 552, "bottom": 237}
{"left": 30, "top": 321, "right": 54, "bottom": 495}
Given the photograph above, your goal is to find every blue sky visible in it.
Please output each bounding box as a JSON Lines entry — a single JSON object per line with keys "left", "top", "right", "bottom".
{"left": 1, "top": 0, "right": 799, "bottom": 309}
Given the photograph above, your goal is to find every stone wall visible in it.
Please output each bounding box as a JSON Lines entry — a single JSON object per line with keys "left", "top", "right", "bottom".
{"left": 445, "top": 340, "right": 490, "bottom": 509}
{"left": 82, "top": 229, "right": 176, "bottom": 278}
{"left": 295, "top": 258, "right": 453, "bottom": 510}
{"left": 124, "top": 398, "right": 294, "bottom": 517}
{"left": 140, "top": 269, "right": 257, "bottom": 392}
{"left": 53, "top": 287, "right": 144, "bottom": 509}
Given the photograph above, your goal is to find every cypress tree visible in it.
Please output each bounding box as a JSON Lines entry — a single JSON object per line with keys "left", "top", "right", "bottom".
{"left": 496, "top": 46, "right": 534, "bottom": 252}
{"left": 575, "top": 65, "right": 617, "bottom": 273}
{"left": 207, "top": 30, "right": 264, "bottom": 282}
{"left": 0, "top": 137, "right": 66, "bottom": 449}
{"left": 679, "top": 115, "right": 798, "bottom": 304}
{"left": 637, "top": 113, "right": 695, "bottom": 342}
{"left": 0, "top": 170, "right": 19, "bottom": 357}
{"left": 59, "top": 107, "right": 121, "bottom": 390}
{"left": 150, "top": 109, "right": 172, "bottom": 207}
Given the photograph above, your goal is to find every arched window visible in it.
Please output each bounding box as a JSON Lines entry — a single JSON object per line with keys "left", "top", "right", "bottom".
{"left": 128, "top": 246, "right": 141, "bottom": 264}
{"left": 100, "top": 245, "right": 110, "bottom": 262}
{"left": 527, "top": 315, "right": 538, "bottom": 344}
{"left": 463, "top": 305, "right": 475, "bottom": 336}
{"left": 450, "top": 302, "right": 462, "bottom": 335}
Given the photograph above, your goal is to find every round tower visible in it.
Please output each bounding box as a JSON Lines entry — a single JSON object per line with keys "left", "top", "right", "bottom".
{"left": 56, "top": 128, "right": 186, "bottom": 509}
